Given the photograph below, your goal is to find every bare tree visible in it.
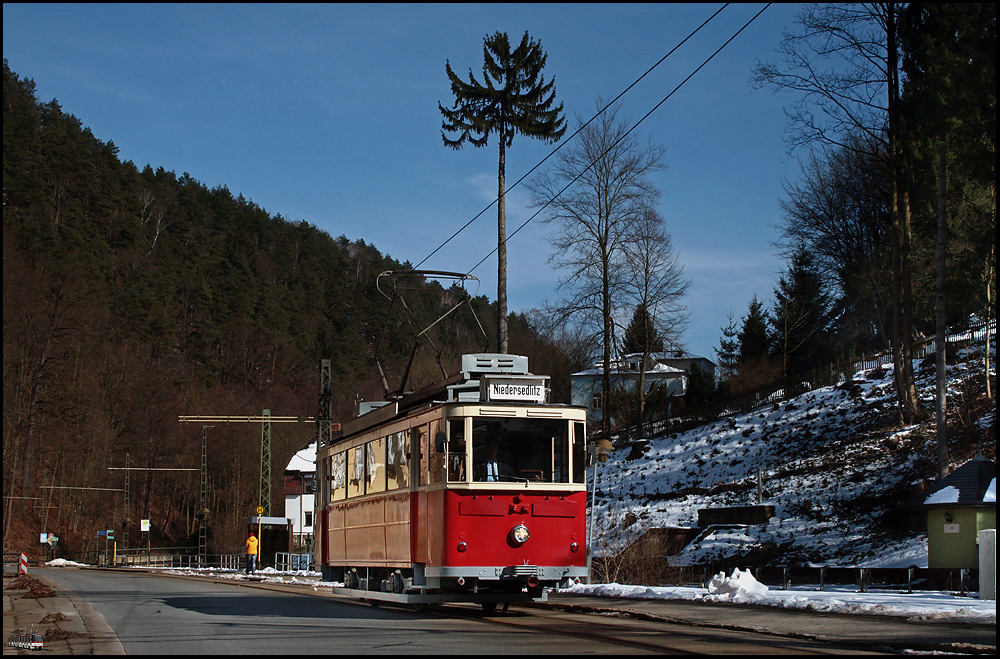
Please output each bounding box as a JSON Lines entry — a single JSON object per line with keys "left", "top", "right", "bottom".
{"left": 752, "top": 2, "right": 920, "bottom": 424}
{"left": 622, "top": 209, "right": 690, "bottom": 428}
{"left": 439, "top": 31, "right": 566, "bottom": 354}
{"left": 527, "top": 99, "right": 665, "bottom": 434}
{"left": 777, "top": 135, "right": 892, "bottom": 354}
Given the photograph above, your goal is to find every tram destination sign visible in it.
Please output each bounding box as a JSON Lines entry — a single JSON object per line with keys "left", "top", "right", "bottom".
{"left": 481, "top": 376, "right": 548, "bottom": 404}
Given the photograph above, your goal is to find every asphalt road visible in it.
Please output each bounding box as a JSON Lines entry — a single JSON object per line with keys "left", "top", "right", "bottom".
{"left": 7, "top": 568, "right": 996, "bottom": 655}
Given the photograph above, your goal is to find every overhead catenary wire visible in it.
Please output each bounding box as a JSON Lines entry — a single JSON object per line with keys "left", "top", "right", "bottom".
{"left": 467, "top": 3, "right": 771, "bottom": 275}
{"left": 414, "top": 3, "right": 771, "bottom": 277}
{"left": 414, "top": 4, "right": 732, "bottom": 271}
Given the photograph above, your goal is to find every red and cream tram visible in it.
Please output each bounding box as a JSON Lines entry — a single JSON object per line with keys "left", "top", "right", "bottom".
{"left": 314, "top": 353, "right": 589, "bottom": 608}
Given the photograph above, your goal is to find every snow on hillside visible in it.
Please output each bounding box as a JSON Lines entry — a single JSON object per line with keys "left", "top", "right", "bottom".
{"left": 590, "top": 334, "right": 996, "bottom": 569}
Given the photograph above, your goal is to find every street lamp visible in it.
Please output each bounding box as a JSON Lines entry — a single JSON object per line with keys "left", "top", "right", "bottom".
{"left": 586, "top": 438, "right": 614, "bottom": 584}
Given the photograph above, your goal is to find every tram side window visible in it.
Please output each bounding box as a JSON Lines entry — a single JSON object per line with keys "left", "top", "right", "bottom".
{"left": 414, "top": 426, "right": 427, "bottom": 486}
{"left": 447, "top": 419, "right": 466, "bottom": 482}
{"left": 317, "top": 456, "right": 328, "bottom": 504}
{"left": 331, "top": 452, "right": 346, "bottom": 501}
{"left": 367, "top": 438, "right": 387, "bottom": 494}
{"left": 428, "top": 420, "right": 445, "bottom": 484}
{"left": 573, "top": 422, "right": 586, "bottom": 484}
{"left": 386, "top": 431, "right": 409, "bottom": 490}
{"left": 348, "top": 446, "right": 365, "bottom": 497}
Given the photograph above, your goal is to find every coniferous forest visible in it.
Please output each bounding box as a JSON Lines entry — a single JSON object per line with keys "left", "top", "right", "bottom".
{"left": 2, "top": 60, "right": 579, "bottom": 556}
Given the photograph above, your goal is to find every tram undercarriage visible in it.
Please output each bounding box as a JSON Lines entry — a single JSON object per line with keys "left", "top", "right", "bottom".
{"left": 321, "top": 563, "right": 585, "bottom": 608}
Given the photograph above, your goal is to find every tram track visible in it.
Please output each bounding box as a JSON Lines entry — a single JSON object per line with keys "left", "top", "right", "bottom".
{"left": 431, "top": 601, "right": 885, "bottom": 655}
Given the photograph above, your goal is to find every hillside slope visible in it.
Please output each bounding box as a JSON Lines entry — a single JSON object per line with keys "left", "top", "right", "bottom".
{"left": 592, "top": 332, "right": 995, "bottom": 571}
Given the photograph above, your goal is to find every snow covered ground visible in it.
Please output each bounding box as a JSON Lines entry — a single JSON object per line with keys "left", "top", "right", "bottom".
{"left": 41, "top": 558, "right": 995, "bottom": 623}
{"left": 589, "top": 336, "right": 995, "bottom": 570}
{"left": 562, "top": 568, "right": 995, "bottom": 623}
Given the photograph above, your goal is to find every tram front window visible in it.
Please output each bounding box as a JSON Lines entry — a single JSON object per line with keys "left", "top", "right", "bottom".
{"left": 471, "top": 418, "right": 572, "bottom": 483}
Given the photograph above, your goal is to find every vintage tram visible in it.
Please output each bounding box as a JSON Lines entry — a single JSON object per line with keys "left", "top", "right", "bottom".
{"left": 314, "top": 353, "right": 589, "bottom": 608}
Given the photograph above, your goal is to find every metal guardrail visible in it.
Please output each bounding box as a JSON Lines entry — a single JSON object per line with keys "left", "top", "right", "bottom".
{"left": 274, "top": 552, "right": 313, "bottom": 571}
{"left": 632, "top": 318, "right": 996, "bottom": 439}
{"left": 655, "top": 564, "right": 981, "bottom": 594}
{"left": 111, "top": 551, "right": 245, "bottom": 570}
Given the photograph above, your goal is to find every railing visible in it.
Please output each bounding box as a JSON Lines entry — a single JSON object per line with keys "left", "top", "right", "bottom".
{"left": 642, "top": 563, "right": 981, "bottom": 594}
{"left": 626, "top": 318, "right": 995, "bottom": 440}
{"left": 274, "top": 552, "right": 313, "bottom": 571}
{"left": 48, "top": 548, "right": 246, "bottom": 570}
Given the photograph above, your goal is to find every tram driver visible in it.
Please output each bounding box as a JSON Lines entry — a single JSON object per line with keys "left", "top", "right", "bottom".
{"left": 475, "top": 440, "right": 515, "bottom": 482}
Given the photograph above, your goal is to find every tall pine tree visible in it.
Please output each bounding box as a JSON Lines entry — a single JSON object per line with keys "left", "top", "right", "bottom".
{"left": 770, "top": 248, "right": 832, "bottom": 377}
{"left": 623, "top": 302, "right": 663, "bottom": 355}
{"left": 737, "top": 294, "right": 778, "bottom": 390}
{"left": 440, "top": 31, "right": 566, "bottom": 354}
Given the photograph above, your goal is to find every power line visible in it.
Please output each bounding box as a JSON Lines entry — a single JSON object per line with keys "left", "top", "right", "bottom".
{"left": 417, "top": 4, "right": 771, "bottom": 279}
{"left": 414, "top": 4, "right": 731, "bottom": 272}
{"left": 468, "top": 4, "right": 771, "bottom": 276}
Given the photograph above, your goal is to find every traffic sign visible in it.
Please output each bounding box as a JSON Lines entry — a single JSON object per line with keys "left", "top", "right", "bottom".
{"left": 256, "top": 506, "right": 264, "bottom": 515}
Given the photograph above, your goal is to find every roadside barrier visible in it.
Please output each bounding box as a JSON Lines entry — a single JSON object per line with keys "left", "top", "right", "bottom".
{"left": 274, "top": 552, "right": 313, "bottom": 571}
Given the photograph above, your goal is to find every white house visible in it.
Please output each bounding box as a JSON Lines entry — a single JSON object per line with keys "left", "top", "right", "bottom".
{"left": 283, "top": 441, "right": 316, "bottom": 553}
{"left": 570, "top": 352, "right": 715, "bottom": 425}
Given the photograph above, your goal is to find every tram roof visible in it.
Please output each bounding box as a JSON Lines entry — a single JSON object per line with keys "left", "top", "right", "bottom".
{"left": 331, "top": 353, "right": 583, "bottom": 441}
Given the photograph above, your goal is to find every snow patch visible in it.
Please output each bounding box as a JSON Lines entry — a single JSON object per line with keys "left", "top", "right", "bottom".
{"left": 924, "top": 485, "right": 961, "bottom": 505}
{"left": 706, "top": 567, "right": 769, "bottom": 601}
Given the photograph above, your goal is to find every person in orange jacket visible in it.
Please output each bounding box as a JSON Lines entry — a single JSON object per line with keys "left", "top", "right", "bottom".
{"left": 245, "top": 531, "right": 259, "bottom": 574}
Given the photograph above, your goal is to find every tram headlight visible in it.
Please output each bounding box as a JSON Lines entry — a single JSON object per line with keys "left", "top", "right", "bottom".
{"left": 510, "top": 523, "right": 530, "bottom": 545}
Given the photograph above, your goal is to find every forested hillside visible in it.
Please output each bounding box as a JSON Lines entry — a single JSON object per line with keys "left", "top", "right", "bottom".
{"left": 2, "top": 60, "right": 575, "bottom": 556}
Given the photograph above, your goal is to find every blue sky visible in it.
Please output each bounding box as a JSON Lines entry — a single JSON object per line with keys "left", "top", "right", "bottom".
{"left": 3, "top": 3, "right": 807, "bottom": 362}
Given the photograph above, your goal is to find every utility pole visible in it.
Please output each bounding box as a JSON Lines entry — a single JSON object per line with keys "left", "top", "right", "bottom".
{"left": 178, "top": 413, "right": 314, "bottom": 523}
{"left": 199, "top": 426, "right": 210, "bottom": 566}
{"left": 260, "top": 410, "right": 272, "bottom": 516}
{"left": 319, "top": 360, "right": 333, "bottom": 449}
{"left": 180, "top": 363, "right": 332, "bottom": 561}
{"left": 124, "top": 454, "right": 130, "bottom": 552}
{"left": 106, "top": 458, "right": 198, "bottom": 560}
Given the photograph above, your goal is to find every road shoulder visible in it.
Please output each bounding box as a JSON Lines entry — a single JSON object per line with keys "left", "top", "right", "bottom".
{"left": 3, "top": 571, "right": 124, "bottom": 655}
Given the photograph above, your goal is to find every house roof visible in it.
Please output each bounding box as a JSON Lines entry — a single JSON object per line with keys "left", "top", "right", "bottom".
{"left": 914, "top": 457, "right": 996, "bottom": 508}
{"left": 572, "top": 355, "right": 688, "bottom": 377}
{"left": 285, "top": 441, "right": 316, "bottom": 473}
